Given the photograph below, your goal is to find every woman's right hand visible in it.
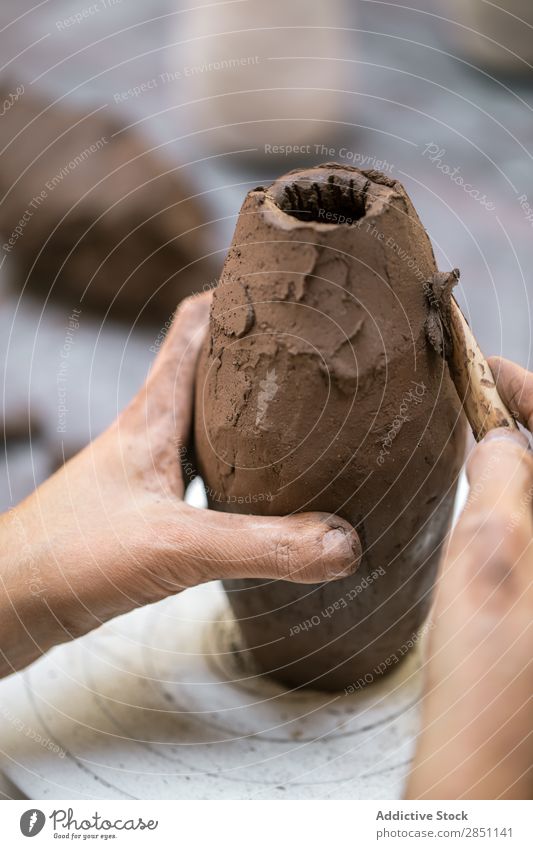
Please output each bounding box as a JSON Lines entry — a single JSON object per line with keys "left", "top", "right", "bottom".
{"left": 406, "top": 357, "right": 533, "bottom": 800}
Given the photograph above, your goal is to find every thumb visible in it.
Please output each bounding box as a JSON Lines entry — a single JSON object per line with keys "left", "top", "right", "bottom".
{"left": 154, "top": 505, "right": 362, "bottom": 589}
{"left": 465, "top": 427, "right": 533, "bottom": 517}
{"left": 441, "top": 427, "right": 533, "bottom": 585}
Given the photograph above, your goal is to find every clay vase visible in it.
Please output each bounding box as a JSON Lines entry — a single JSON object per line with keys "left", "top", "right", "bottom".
{"left": 194, "top": 164, "right": 466, "bottom": 691}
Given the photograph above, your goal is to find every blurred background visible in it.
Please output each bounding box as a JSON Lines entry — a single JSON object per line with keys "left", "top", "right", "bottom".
{"left": 1, "top": 0, "right": 532, "bottom": 512}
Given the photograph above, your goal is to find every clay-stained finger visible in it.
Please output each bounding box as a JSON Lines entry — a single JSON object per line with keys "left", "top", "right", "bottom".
{"left": 147, "top": 291, "right": 212, "bottom": 394}
{"left": 115, "top": 293, "right": 212, "bottom": 494}
{"left": 131, "top": 292, "right": 211, "bottom": 440}
{"left": 149, "top": 505, "right": 362, "bottom": 588}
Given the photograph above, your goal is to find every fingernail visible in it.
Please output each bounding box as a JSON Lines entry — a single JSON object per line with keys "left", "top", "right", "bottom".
{"left": 322, "top": 527, "right": 361, "bottom": 579}
{"left": 481, "top": 427, "right": 529, "bottom": 449}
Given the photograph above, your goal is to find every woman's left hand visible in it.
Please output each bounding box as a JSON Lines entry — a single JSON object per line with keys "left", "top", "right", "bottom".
{"left": 0, "top": 292, "right": 361, "bottom": 677}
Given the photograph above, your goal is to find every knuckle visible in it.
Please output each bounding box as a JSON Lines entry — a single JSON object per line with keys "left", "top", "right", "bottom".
{"left": 465, "top": 549, "right": 518, "bottom": 605}
{"left": 456, "top": 512, "right": 526, "bottom": 598}
{"left": 274, "top": 539, "right": 292, "bottom": 580}
{"left": 455, "top": 513, "right": 527, "bottom": 590}
{"left": 274, "top": 538, "right": 300, "bottom": 582}
{"left": 467, "top": 546, "right": 514, "bottom": 583}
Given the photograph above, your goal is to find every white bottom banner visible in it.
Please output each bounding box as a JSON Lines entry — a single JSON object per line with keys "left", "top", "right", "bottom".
{"left": 0, "top": 800, "right": 531, "bottom": 848}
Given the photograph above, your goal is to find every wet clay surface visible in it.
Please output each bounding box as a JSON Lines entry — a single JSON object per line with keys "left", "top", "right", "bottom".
{"left": 194, "top": 164, "right": 466, "bottom": 690}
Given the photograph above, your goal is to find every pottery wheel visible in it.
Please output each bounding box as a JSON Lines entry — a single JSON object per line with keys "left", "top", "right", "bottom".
{"left": 0, "top": 578, "right": 425, "bottom": 800}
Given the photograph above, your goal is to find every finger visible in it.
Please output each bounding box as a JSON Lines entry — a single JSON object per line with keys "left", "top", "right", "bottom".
{"left": 487, "top": 356, "right": 533, "bottom": 431}
{"left": 146, "top": 291, "right": 212, "bottom": 460}
{"left": 442, "top": 428, "right": 533, "bottom": 601}
{"left": 119, "top": 293, "right": 212, "bottom": 485}
{"left": 151, "top": 506, "right": 362, "bottom": 589}
{"left": 146, "top": 291, "right": 212, "bottom": 436}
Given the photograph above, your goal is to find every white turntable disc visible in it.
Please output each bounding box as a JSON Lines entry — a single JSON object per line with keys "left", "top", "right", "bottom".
{"left": 0, "top": 580, "right": 423, "bottom": 800}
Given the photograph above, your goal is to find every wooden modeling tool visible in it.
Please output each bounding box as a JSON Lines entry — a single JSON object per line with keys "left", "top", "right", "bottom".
{"left": 424, "top": 269, "right": 517, "bottom": 441}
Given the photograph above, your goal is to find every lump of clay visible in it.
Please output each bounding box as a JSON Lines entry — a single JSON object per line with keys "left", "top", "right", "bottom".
{"left": 0, "top": 84, "right": 216, "bottom": 321}
{"left": 194, "top": 164, "right": 466, "bottom": 691}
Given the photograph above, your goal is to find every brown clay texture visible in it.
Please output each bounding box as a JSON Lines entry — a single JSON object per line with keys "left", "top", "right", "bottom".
{"left": 194, "top": 164, "right": 466, "bottom": 691}
{"left": 0, "top": 84, "right": 216, "bottom": 321}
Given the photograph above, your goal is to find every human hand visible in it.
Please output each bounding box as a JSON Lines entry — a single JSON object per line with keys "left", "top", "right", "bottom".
{"left": 406, "top": 357, "right": 533, "bottom": 799}
{"left": 0, "top": 293, "right": 361, "bottom": 677}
